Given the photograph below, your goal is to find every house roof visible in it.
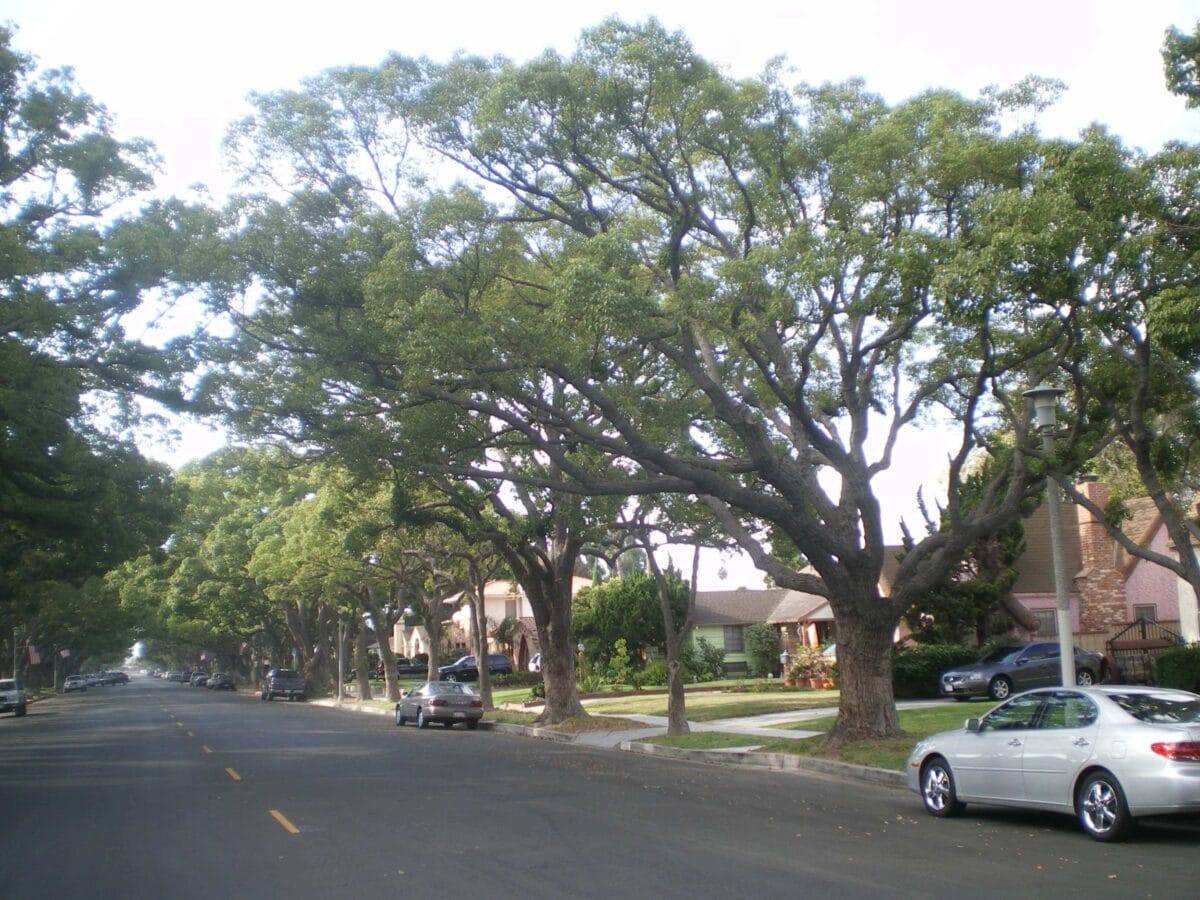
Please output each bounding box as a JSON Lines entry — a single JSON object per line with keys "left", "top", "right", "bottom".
{"left": 693, "top": 588, "right": 832, "bottom": 627}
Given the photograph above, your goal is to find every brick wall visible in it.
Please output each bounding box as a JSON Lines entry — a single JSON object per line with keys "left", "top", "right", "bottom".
{"left": 1074, "top": 481, "right": 1128, "bottom": 633}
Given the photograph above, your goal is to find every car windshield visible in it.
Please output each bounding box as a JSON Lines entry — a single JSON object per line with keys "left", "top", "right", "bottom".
{"left": 1109, "top": 691, "right": 1200, "bottom": 724}
{"left": 433, "top": 682, "right": 473, "bottom": 695}
{"left": 978, "top": 646, "right": 1025, "bottom": 664}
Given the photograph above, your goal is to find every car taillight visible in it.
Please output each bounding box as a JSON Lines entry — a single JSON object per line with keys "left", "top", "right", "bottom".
{"left": 1151, "top": 741, "right": 1200, "bottom": 761}
{"left": 470, "top": 700, "right": 483, "bottom": 708}
{"left": 430, "top": 698, "right": 448, "bottom": 707}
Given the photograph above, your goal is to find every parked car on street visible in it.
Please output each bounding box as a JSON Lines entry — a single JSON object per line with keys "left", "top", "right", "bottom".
{"left": 190, "top": 672, "right": 209, "bottom": 687}
{"left": 63, "top": 675, "right": 88, "bottom": 693}
{"left": 0, "top": 678, "right": 26, "bottom": 716}
{"left": 261, "top": 668, "right": 306, "bottom": 701}
{"left": 394, "top": 681, "right": 484, "bottom": 729}
{"left": 938, "top": 642, "right": 1107, "bottom": 701}
{"left": 908, "top": 685, "right": 1200, "bottom": 841}
{"left": 437, "top": 654, "right": 513, "bottom": 682}
{"left": 206, "top": 673, "right": 235, "bottom": 690}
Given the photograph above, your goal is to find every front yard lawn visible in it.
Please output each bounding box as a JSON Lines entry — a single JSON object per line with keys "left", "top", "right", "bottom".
{"left": 583, "top": 689, "right": 841, "bottom": 721}
{"left": 643, "top": 700, "right": 995, "bottom": 770}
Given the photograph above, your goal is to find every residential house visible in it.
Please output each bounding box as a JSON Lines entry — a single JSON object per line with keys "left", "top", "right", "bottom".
{"left": 690, "top": 587, "right": 834, "bottom": 675}
{"left": 393, "top": 577, "right": 593, "bottom": 670}
{"left": 1008, "top": 478, "right": 1188, "bottom": 651}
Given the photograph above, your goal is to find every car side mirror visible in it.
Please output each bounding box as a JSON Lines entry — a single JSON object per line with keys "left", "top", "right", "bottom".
{"left": 965, "top": 717, "right": 981, "bottom": 733}
{"left": 400, "top": 690, "right": 409, "bottom": 698}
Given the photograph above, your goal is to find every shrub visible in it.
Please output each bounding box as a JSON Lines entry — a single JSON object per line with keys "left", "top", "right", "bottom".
{"left": 1153, "top": 645, "right": 1200, "bottom": 692}
{"left": 630, "top": 660, "right": 668, "bottom": 689}
{"left": 682, "top": 637, "right": 725, "bottom": 682}
{"left": 787, "top": 645, "right": 827, "bottom": 680}
{"left": 493, "top": 671, "right": 541, "bottom": 689}
{"left": 892, "top": 643, "right": 980, "bottom": 699}
{"left": 606, "top": 639, "right": 631, "bottom": 688}
{"left": 743, "top": 623, "right": 781, "bottom": 677}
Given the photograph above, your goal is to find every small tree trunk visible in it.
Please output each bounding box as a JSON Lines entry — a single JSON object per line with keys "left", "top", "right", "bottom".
{"left": 355, "top": 624, "right": 373, "bottom": 701}
{"left": 664, "top": 632, "right": 690, "bottom": 735}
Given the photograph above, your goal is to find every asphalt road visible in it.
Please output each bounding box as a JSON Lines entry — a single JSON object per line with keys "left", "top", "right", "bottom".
{"left": 1, "top": 678, "right": 1197, "bottom": 898}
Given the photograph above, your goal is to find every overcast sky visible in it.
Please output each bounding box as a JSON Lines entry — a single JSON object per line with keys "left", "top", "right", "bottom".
{"left": 6, "top": 1, "right": 1200, "bottom": 584}
{"left": 6, "top": 1, "right": 1198, "bottom": 197}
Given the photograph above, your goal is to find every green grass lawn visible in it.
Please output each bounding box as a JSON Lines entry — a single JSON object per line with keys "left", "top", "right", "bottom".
{"left": 583, "top": 689, "right": 842, "bottom": 721}
{"left": 643, "top": 700, "right": 995, "bottom": 770}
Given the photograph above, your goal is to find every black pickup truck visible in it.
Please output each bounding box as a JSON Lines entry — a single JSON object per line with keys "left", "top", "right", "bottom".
{"left": 261, "top": 668, "right": 306, "bottom": 701}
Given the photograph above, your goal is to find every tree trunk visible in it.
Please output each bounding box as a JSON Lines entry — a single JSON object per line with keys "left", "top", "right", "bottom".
{"left": 494, "top": 531, "right": 587, "bottom": 725}
{"left": 467, "top": 583, "right": 494, "bottom": 710}
{"left": 825, "top": 608, "right": 902, "bottom": 745}
{"left": 354, "top": 624, "right": 373, "bottom": 701}
{"left": 536, "top": 599, "right": 586, "bottom": 723}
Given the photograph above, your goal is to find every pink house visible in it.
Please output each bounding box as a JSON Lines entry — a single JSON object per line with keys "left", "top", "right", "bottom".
{"left": 1012, "top": 479, "right": 1182, "bottom": 645}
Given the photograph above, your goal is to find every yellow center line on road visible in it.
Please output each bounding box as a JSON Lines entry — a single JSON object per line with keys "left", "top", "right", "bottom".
{"left": 225, "top": 768, "right": 242, "bottom": 782}
{"left": 186, "top": 731, "right": 195, "bottom": 737}
{"left": 175, "top": 722, "right": 183, "bottom": 728}
{"left": 202, "top": 746, "right": 213, "bottom": 754}
{"left": 269, "top": 809, "right": 300, "bottom": 834}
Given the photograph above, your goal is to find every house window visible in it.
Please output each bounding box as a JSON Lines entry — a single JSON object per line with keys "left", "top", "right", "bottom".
{"left": 1134, "top": 604, "right": 1157, "bottom": 623}
{"left": 505, "top": 598, "right": 517, "bottom": 620}
{"left": 723, "top": 626, "right": 744, "bottom": 653}
{"left": 1030, "top": 608, "right": 1057, "bottom": 635}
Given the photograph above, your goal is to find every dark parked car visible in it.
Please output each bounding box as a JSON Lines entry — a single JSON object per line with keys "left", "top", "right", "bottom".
{"left": 395, "top": 681, "right": 484, "bottom": 729}
{"left": 206, "top": 673, "right": 235, "bottom": 690}
{"left": 437, "top": 654, "right": 513, "bottom": 682}
{"left": 939, "top": 642, "right": 1107, "bottom": 701}
{"left": 262, "top": 668, "right": 306, "bottom": 701}
{"left": 374, "top": 656, "right": 429, "bottom": 679}
{"left": 190, "top": 672, "right": 209, "bottom": 687}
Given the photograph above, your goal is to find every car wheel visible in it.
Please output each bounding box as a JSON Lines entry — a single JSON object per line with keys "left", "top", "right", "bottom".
{"left": 445, "top": 673, "right": 457, "bottom": 682}
{"left": 395, "top": 707, "right": 405, "bottom": 727}
{"left": 466, "top": 719, "right": 479, "bottom": 730}
{"left": 920, "top": 756, "right": 964, "bottom": 818}
{"left": 417, "top": 708, "right": 429, "bottom": 729}
{"left": 1076, "top": 669, "right": 1095, "bottom": 687}
{"left": 443, "top": 720, "right": 455, "bottom": 728}
{"left": 988, "top": 676, "right": 1012, "bottom": 701}
{"left": 1077, "top": 770, "right": 1135, "bottom": 842}
{"left": 15, "top": 705, "right": 26, "bottom": 717}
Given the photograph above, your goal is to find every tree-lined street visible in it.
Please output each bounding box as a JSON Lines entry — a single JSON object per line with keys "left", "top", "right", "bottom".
{"left": 1, "top": 679, "right": 1196, "bottom": 897}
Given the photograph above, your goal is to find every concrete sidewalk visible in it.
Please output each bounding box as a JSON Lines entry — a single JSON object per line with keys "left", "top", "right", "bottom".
{"left": 316, "top": 692, "right": 944, "bottom": 788}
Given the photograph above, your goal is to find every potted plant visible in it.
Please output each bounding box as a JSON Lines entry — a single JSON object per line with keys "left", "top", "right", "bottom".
{"left": 788, "top": 645, "right": 827, "bottom": 688}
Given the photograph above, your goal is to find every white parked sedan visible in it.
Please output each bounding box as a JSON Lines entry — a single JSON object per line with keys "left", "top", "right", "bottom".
{"left": 907, "top": 686, "right": 1200, "bottom": 841}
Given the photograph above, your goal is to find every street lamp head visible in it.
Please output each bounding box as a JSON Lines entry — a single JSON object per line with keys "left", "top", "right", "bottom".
{"left": 1023, "top": 383, "right": 1065, "bottom": 430}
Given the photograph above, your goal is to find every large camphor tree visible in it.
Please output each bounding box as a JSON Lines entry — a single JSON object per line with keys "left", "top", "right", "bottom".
{"left": 200, "top": 20, "right": 1115, "bottom": 740}
{"left": 1, "top": 27, "right": 188, "bottom": 676}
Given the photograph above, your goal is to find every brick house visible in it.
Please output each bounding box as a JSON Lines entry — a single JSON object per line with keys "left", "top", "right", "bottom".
{"left": 1011, "top": 478, "right": 1186, "bottom": 650}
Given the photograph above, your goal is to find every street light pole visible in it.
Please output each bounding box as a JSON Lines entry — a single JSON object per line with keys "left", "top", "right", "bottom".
{"left": 1024, "top": 384, "right": 1075, "bottom": 687}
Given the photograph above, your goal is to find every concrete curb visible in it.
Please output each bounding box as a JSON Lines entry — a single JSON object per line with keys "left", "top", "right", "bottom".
{"left": 619, "top": 740, "right": 906, "bottom": 787}
{"left": 489, "top": 722, "right": 905, "bottom": 788}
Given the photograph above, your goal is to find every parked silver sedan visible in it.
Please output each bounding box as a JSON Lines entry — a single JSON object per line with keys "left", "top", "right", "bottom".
{"left": 907, "top": 686, "right": 1200, "bottom": 841}
{"left": 394, "top": 681, "right": 484, "bottom": 730}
